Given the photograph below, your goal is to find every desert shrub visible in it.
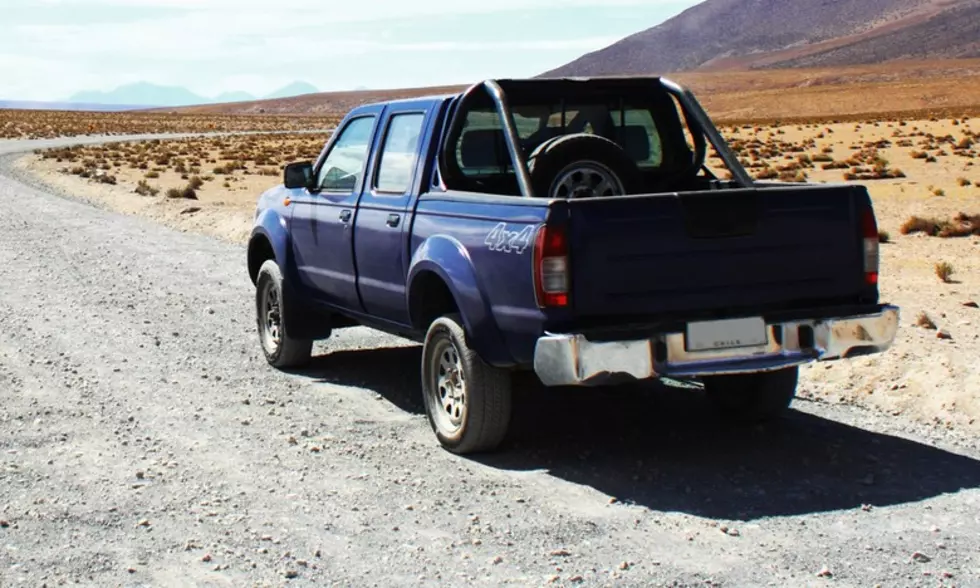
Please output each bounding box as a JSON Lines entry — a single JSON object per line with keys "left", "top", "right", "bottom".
{"left": 145, "top": 171, "right": 160, "bottom": 179}
{"left": 134, "top": 180, "right": 159, "bottom": 197}
{"left": 935, "top": 261, "right": 954, "bottom": 283}
{"left": 958, "top": 177, "right": 971, "bottom": 187}
{"left": 933, "top": 188, "right": 945, "bottom": 197}
{"left": 878, "top": 230, "right": 890, "bottom": 243}
{"left": 188, "top": 176, "right": 204, "bottom": 190}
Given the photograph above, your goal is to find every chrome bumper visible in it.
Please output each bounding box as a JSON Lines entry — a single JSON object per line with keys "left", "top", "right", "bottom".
{"left": 533, "top": 305, "right": 900, "bottom": 387}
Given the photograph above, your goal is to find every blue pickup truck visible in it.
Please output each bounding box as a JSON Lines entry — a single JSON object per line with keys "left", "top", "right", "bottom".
{"left": 247, "top": 77, "right": 900, "bottom": 454}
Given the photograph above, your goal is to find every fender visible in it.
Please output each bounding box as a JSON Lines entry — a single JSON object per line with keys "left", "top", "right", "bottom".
{"left": 248, "top": 202, "right": 331, "bottom": 340}
{"left": 407, "top": 234, "right": 515, "bottom": 367}
{"left": 248, "top": 207, "right": 293, "bottom": 284}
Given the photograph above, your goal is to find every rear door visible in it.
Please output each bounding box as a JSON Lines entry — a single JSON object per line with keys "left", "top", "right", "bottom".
{"left": 562, "top": 185, "right": 869, "bottom": 321}
{"left": 352, "top": 101, "right": 433, "bottom": 325}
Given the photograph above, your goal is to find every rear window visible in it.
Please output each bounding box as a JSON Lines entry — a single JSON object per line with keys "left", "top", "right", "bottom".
{"left": 455, "top": 103, "right": 665, "bottom": 177}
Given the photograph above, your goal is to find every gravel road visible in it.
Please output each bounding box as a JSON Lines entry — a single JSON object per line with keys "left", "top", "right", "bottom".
{"left": 2, "top": 135, "right": 980, "bottom": 587}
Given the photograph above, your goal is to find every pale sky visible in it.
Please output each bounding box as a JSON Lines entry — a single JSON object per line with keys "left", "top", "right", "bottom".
{"left": 0, "top": 0, "right": 700, "bottom": 101}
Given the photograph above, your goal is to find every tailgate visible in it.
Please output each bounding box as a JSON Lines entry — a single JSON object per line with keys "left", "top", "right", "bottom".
{"left": 563, "top": 185, "right": 871, "bottom": 321}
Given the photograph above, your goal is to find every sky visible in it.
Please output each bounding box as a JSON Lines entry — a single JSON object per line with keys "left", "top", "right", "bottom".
{"left": 0, "top": 0, "right": 701, "bottom": 102}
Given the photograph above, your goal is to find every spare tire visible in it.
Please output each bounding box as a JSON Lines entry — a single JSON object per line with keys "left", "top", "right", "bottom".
{"left": 527, "top": 133, "right": 642, "bottom": 198}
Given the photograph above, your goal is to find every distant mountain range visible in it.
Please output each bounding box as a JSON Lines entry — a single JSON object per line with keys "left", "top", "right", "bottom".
{"left": 60, "top": 81, "right": 321, "bottom": 109}
{"left": 543, "top": 0, "right": 980, "bottom": 76}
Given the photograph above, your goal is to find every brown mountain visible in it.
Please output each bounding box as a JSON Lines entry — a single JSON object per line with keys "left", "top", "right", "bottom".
{"left": 542, "top": 0, "right": 980, "bottom": 76}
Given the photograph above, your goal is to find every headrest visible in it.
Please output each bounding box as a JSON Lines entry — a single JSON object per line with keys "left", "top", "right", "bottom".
{"left": 617, "top": 125, "right": 652, "bottom": 162}
{"left": 460, "top": 128, "right": 509, "bottom": 169}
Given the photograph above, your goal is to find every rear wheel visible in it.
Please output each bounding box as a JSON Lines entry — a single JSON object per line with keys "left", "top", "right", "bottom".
{"left": 255, "top": 260, "right": 313, "bottom": 369}
{"left": 701, "top": 367, "right": 799, "bottom": 424}
{"left": 421, "top": 314, "right": 512, "bottom": 454}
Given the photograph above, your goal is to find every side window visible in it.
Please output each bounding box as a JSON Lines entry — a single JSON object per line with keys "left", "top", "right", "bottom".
{"left": 610, "top": 108, "right": 664, "bottom": 168}
{"left": 317, "top": 116, "right": 376, "bottom": 192}
{"left": 374, "top": 112, "right": 426, "bottom": 193}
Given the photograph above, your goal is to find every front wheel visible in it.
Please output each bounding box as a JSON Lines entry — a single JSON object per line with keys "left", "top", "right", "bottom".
{"left": 421, "top": 314, "right": 512, "bottom": 454}
{"left": 255, "top": 260, "right": 313, "bottom": 369}
{"left": 701, "top": 366, "right": 799, "bottom": 424}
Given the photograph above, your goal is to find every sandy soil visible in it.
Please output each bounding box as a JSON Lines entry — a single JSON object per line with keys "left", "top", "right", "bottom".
{"left": 16, "top": 116, "right": 980, "bottom": 435}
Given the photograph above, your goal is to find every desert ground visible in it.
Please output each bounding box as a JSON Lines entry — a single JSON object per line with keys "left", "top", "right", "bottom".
{"left": 12, "top": 112, "right": 980, "bottom": 436}
{"left": 3, "top": 63, "right": 980, "bottom": 586}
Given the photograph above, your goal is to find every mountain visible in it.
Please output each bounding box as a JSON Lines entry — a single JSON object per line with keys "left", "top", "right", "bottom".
{"left": 62, "top": 81, "right": 320, "bottom": 108}
{"left": 263, "top": 81, "right": 320, "bottom": 100}
{"left": 0, "top": 100, "right": 148, "bottom": 112}
{"left": 543, "top": 0, "right": 980, "bottom": 76}
{"left": 68, "top": 82, "right": 210, "bottom": 108}
{"left": 214, "top": 91, "right": 257, "bottom": 103}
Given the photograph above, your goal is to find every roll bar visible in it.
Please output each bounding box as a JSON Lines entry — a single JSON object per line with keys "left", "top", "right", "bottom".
{"left": 437, "top": 77, "right": 755, "bottom": 197}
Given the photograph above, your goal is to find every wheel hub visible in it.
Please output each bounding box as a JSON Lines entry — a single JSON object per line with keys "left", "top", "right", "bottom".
{"left": 434, "top": 340, "right": 467, "bottom": 430}
{"left": 260, "top": 281, "right": 282, "bottom": 353}
{"left": 551, "top": 161, "right": 625, "bottom": 198}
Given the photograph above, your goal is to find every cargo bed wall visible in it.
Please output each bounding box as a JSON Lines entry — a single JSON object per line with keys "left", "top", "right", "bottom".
{"left": 562, "top": 185, "right": 871, "bottom": 322}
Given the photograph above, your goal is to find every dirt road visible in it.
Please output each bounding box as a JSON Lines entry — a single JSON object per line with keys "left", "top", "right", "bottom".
{"left": 2, "top": 136, "right": 979, "bottom": 587}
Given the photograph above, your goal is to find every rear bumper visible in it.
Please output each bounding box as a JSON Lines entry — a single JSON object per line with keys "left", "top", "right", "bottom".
{"left": 533, "top": 304, "right": 900, "bottom": 387}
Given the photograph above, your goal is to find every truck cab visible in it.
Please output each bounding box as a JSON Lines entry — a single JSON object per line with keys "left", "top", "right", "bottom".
{"left": 247, "top": 77, "right": 900, "bottom": 455}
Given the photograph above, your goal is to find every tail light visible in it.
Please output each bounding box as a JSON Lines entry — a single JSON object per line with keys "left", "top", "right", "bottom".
{"left": 533, "top": 224, "right": 569, "bottom": 308}
{"left": 861, "top": 208, "right": 879, "bottom": 285}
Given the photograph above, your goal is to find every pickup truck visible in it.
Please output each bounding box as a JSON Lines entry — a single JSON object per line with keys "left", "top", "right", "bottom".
{"left": 247, "top": 76, "right": 900, "bottom": 454}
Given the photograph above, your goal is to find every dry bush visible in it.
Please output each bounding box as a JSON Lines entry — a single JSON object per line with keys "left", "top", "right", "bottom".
{"left": 1, "top": 109, "right": 339, "bottom": 140}
{"left": 878, "top": 230, "right": 890, "bottom": 243}
{"left": 900, "top": 213, "right": 980, "bottom": 238}
{"left": 135, "top": 180, "right": 160, "bottom": 197}
{"left": 935, "top": 261, "right": 955, "bottom": 283}
{"left": 958, "top": 177, "right": 971, "bottom": 187}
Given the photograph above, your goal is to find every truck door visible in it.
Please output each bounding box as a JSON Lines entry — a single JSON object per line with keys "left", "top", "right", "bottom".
{"left": 290, "top": 109, "right": 381, "bottom": 311}
{"left": 352, "top": 102, "right": 432, "bottom": 325}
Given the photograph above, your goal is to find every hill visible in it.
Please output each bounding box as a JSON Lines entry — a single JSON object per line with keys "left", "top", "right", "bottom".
{"left": 542, "top": 0, "right": 980, "bottom": 77}
{"left": 64, "top": 81, "right": 321, "bottom": 108}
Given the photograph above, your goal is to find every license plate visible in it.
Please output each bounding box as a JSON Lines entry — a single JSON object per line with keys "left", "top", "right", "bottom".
{"left": 686, "top": 317, "right": 768, "bottom": 352}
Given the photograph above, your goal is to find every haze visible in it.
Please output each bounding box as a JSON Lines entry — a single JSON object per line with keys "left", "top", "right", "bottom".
{"left": 1, "top": 0, "right": 698, "bottom": 103}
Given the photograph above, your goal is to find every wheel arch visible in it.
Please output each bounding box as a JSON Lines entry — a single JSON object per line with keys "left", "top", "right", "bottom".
{"left": 407, "top": 236, "right": 514, "bottom": 367}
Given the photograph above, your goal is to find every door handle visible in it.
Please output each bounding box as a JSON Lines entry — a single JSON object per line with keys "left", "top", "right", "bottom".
{"left": 339, "top": 209, "right": 352, "bottom": 223}
{"left": 386, "top": 214, "right": 401, "bottom": 228}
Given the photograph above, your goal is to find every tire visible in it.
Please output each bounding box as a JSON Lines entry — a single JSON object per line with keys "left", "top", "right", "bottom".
{"left": 701, "top": 366, "right": 799, "bottom": 424}
{"left": 255, "top": 259, "right": 313, "bottom": 369}
{"left": 421, "top": 314, "right": 512, "bottom": 454}
{"left": 527, "top": 133, "right": 642, "bottom": 199}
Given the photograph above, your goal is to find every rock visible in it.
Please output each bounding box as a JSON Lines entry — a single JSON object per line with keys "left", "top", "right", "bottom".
{"left": 284, "top": 569, "right": 299, "bottom": 579}
{"left": 491, "top": 555, "right": 503, "bottom": 565}
{"left": 180, "top": 207, "right": 201, "bottom": 215}
{"left": 911, "top": 551, "right": 931, "bottom": 563}
{"left": 861, "top": 504, "right": 873, "bottom": 512}
{"left": 963, "top": 301, "right": 978, "bottom": 308}
{"left": 202, "top": 554, "right": 212, "bottom": 562}
{"left": 937, "top": 330, "right": 952, "bottom": 340}
{"left": 817, "top": 566, "right": 833, "bottom": 578}
{"left": 136, "top": 519, "right": 150, "bottom": 527}
{"left": 619, "top": 561, "right": 631, "bottom": 570}
{"left": 568, "top": 575, "right": 584, "bottom": 583}
{"left": 550, "top": 548, "right": 572, "bottom": 557}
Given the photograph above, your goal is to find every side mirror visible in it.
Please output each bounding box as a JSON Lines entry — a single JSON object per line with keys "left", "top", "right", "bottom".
{"left": 284, "top": 161, "right": 315, "bottom": 190}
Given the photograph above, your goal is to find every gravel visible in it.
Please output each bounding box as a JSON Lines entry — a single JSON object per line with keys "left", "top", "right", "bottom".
{"left": 2, "top": 135, "right": 980, "bottom": 586}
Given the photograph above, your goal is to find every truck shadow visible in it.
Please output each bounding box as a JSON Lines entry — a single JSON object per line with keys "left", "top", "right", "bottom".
{"left": 299, "top": 345, "right": 980, "bottom": 521}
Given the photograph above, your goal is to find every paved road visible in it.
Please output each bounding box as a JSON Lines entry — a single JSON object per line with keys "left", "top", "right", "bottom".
{"left": 1, "top": 136, "right": 980, "bottom": 587}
